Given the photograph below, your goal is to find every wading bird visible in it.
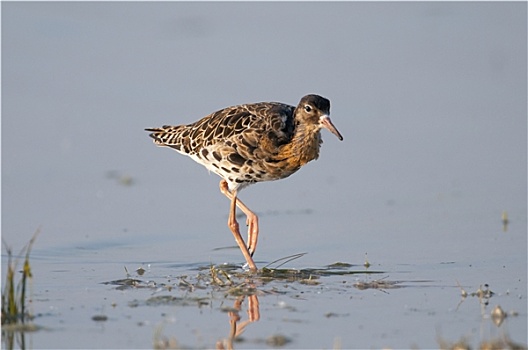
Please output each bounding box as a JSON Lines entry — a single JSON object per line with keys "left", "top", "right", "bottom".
{"left": 146, "top": 94, "right": 343, "bottom": 271}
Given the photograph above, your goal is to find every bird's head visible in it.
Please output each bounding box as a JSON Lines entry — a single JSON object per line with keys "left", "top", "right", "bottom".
{"left": 295, "top": 94, "right": 343, "bottom": 141}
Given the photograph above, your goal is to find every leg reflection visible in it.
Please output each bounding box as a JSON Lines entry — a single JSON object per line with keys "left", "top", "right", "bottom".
{"left": 216, "top": 293, "right": 260, "bottom": 350}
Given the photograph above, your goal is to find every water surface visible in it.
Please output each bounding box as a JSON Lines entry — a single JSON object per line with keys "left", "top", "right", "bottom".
{"left": 2, "top": 2, "right": 526, "bottom": 348}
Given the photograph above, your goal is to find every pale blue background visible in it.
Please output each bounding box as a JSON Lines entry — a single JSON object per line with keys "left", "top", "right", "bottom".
{"left": 2, "top": 2, "right": 526, "bottom": 348}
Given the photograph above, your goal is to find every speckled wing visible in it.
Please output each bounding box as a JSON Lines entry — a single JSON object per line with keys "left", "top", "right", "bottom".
{"left": 146, "top": 102, "right": 296, "bottom": 189}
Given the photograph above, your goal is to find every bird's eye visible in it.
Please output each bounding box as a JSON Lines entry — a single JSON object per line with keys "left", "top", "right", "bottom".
{"left": 304, "top": 105, "right": 312, "bottom": 112}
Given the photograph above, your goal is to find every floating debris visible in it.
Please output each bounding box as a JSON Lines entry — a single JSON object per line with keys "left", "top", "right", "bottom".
{"left": 474, "top": 284, "right": 494, "bottom": 299}
{"left": 456, "top": 280, "right": 468, "bottom": 298}
{"left": 456, "top": 282, "right": 494, "bottom": 300}
{"left": 363, "top": 253, "right": 371, "bottom": 269}
{"left": 491, "top": 305, "right": 507, "bottom": 327}
{"left": 436, "top": 335, "right": 472, "bottom": 350}
{"left": 326, "top": 262, "right": 354, "bottom": 269}
{"left": 102, "top": 278, "right": 151, "bottom": 289}
{"left": 437, "top": 333, "right": 527, "bottom": 350}
{"left": 502, "top": 210, "right": 509, "bottom": 232}
{"left": 263, "top": 252, "right": 308, "bottom": 269}
{"left": 129, "top": 295, "right": 209, "bottom": 308}
{"left": 1, "top": 323, "right": 43, "bottom": 333}
{"left": 299, "top": 275, "right": 320, "bottom": 285}
{"left": 353, "top": 278, "right": 401, "bottom": 291}
{"left": 91, "top": 314, "right": 108, "bottom": 322}
{"left": 266, "top": 333, "right": 291, "bottom": 347}
{"left": 324, "top": 312, "right": 349, "bottom": 318}
{"left": 210, "top": 265, "right": 233, "bottom": 287}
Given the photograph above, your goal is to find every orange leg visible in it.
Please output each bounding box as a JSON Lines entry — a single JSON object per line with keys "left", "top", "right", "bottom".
{"left": 219, "top": 180, "right": 258, "bottom": 271}
{"left": 219, "top": 180, "right": 259, "bottom": 257}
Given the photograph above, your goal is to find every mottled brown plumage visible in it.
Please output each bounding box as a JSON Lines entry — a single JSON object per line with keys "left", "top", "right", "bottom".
{"left": 146, "top": 94, "right": 343, "bottom": 271}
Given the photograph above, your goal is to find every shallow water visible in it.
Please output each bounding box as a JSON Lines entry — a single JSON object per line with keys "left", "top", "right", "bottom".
{"left": 2, "top": 2, "right": 527, "bottom": 349}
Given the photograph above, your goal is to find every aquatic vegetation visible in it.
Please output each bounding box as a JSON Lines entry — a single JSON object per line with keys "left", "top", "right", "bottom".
{"left": 1, "top": 229, "right": 41, "bottom": 349}
{"left": 436, "top": 333, "right": 527, "bottom": 350}
{"left": 97, "top": 254, "right": 527, "bottom": 349}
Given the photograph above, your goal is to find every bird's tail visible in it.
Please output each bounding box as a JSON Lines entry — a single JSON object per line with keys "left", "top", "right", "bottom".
{"left": 145, "top": 125, "right": 188, "bottom": 150}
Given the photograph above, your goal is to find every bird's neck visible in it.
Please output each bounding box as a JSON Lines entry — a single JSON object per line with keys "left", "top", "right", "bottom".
{"left": 280, "top": 122, "right": 322, "bottom": 167}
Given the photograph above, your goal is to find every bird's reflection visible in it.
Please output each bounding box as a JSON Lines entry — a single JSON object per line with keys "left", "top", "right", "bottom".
{"left": 216, "top": 290, "right": 260, "bottom": 350}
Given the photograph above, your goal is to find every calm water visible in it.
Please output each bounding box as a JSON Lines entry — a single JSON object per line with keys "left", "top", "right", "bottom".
{"left": 2, "top": 2, "right": 526, "bottom": 349}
